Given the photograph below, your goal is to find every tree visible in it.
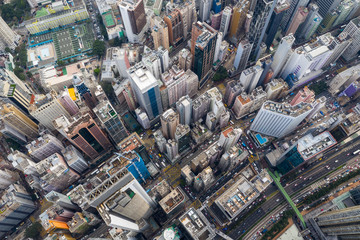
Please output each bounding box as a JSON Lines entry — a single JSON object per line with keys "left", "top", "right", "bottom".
{"left": 14, "top": 67, "right": 25, "bottom": 80}
{"left": 213, "top": 66, "right": 228, "bottom": 82}
{"left": 25, "top": 222, "right": 43, "bottom": 240}
{"left": 5, "top": 47, "right": 12, "bottom": 53}
{"left": 57, "top": 60, "right": 65, "bottom": 66}
{"left": 92, "top": 40, "right": 106, "bottom": 57}
{"left": 94, "top": 68, "right": 100, "bottom": 76}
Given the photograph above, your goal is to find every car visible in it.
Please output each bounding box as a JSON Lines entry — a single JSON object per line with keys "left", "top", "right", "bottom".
{"left": 276, "top": 199, "right": 280, "bottom": 202}
{"left": 335, "top": 160, "right": 339, "bottom": 163}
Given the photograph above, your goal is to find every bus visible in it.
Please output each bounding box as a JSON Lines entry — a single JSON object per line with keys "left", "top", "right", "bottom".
{"left": 250, "top": 118, "right": 254, "bottom": 123}
{"left": 353, "top": 150, "right": 360, "bottom": 155}
{"left": 242, "top": 142, "right": 246, "bottom": 147}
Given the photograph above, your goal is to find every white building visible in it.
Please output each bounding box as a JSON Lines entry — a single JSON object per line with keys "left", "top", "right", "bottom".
{"left": 8, "top": 151, "right": 38, "bottom": 176}
{"left": 219, "top": 127, "right": 242, "bottom": 151}
{"left": 239, "top": 65, "right": 264, "bottom": 93}
{"left": 176, "top": 95, "right": 192, "bottom": 126}
{"left": 250, "top": 101, "right": 313, "bottom": 138}
{"left": 220, "top": 6, "right": 232, "bottom": 37}
{"left": 281, "top": 34, "right": 334, "bottom": 81}
{"left": 341, "top": 17, "right": 360, "bottom": 61}
{"left": 118, "top": 0, "right": 148, "bottom": 43}
{"left": 61, "top": 145, "right": 89, "bottom": 174}
{"left": 135, "top": 108, "right": 151, "bottom": 129}
{"left": 128, "top": 63, "right": 163, "bottom": 120}
{"left": 199, "top": 0, "right": 212, "bottom": 22}
{"left": 233, "top": 39, "right": 253, "bottom": 71}
{"left": 271, "top": 34, "right": 295, "bottom": 78}
{"left": 0, "top": 16, "right": 20, "bottom": 51}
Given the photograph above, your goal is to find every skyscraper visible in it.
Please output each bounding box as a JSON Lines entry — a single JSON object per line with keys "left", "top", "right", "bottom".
{"left": 151, "top": 17, "right": 170, "bottom": 51}
{"left": 271, "top": 34, "right": 295, "bottom": 78}
{"left": 316, "top": 205, "right": 360, "bottom": 238}
{"left": 248, "top": 0, "right": 276, "bottom": 61}
{"left": 164, "top": 9, "right": 184, "bottom": 47}
{"left": 286, "top": 6, "right": 308, "bottom": 35}
{"left": 233, "top": 39, "right": 253, "bottom": 72}
{"left": 341, "top": 17, "right": 360, "bottom": 61}
{"left": 30, "top": 97, "right": 72, "bottom": 131}
{"left": 296, "top": 3, "right": 322, "bottom": 41}
{"left": 280, "top": 0, "right": 310, "bottom": 33}
{"left": 192, "top": 22, "right": 218, "bottom": 86}
{"left": 0, "top": 69, "right": 32, "bottom": 114}
{"left": 224, "top": 80, "right": 244, "bottom": 108}
{"left": 0, "top": 16, "right": 20, "bottom": 50}
{"left": 55, "top": 113, "right": 113, "bottom": 159}
{"left": 176, "top": 95, "right": 192, "bottom": 126}
{"left": 199, "top": 0, "right": 212, "bottom": 22}
{"left": 0, "top": 119, "right": 27, "bottom": 144}
{"left": 58, "top": 90, "right": 79, "bottom": 116}
{"left": 228, "top": 0, "right": 251, "bottom": 41}
{"left": 250, "top": 101, "right": 313, "bottom": 138}
{"left": 161, "top": 108, "right": 179, "bottom": 139}
{"left": 316, "top": 0, "right": 342, "bottom": 18}
{"left": 93, "top": 100, "right": 128, "bottom": 144}
{"left": 239, "top": 65, "right": 264, "bottom": 93}
{"left": 264, "top": 0, "right": 290, "bottom": 48}
{"left": 128, "top": 63, "right": 163, "bottom": 120}
{"left": 26, "top": 133, "right": 65, "bottom": 162}
{"left": 61, "top": 145, "right": 89, "bottom": 174}
{"left": 0, "top": 103, "right": 38, "bottom": 139}
{"left": 119, "top": 0, "right": 147, "bottom": 43}
{"left": 219, "top": 6, "right": 232, "bottom": 37}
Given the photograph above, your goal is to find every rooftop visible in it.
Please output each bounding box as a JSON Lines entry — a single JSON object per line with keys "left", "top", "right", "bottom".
{"left": 93, "top": 101, "right": 117, "bottom": 124}
{"left": 128, "top": 63, "right": 159, "bottom": 93}
{"left": 159, "top": 187, "right": 185, "bottom": 214}
{"left": 179, "top": 208, "right": 216, "bottom": 240}
{"left": 262, "top": 101, "right": 313, "bottom": 117}
{"left": 296, "top": 131, "right": 337, "bottom": 160}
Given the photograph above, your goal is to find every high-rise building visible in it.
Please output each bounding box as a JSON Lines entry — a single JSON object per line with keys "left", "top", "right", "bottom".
{"left": 0, "top": 119, "right": 27, "bottom": 144}
{"left": 228, "top": 0, "right": 251, "bottom": 41}
{"left": 271, "top": 34, "right": 295, "bottom": 78}
{"left": 30, "top": 97, "right": 72, "bottom": 131}
{"left": 219, "top": 7, "right": 232, "bottom": 37}
{"left": 0, "top": 103, "right": 38, "bottom": 139}
{"left": 0, "top": 184, "right": 36, "bottom": 233}
{"left": 316, "top": 0, "right": 342, "bottom": 18}
{"left": 161, "top": 108, "right": 179, "bottom": 139}
{"left": 317, "top": 10, "right": 338, "bottom": 34}
{"left": 164, "top": 9, "right": 184, "bottom": 47}
{"left": 280, "top": 0, "right": 310, "bottom": 33}
{"left": 174, "top": 124, "right": 191, "bottom": 153}
{"left": 178, "top": 48, "right": 192, "bottom": 71}
{"left": 265, "top": 78, "right": 288, "bottom": 100}
{"left": 250, "top": 101, "right": 313, "bottom": 138}
{"left": 248, "top": 0, "right": 276, "bottom": 61}
{"left": 93, "top": 100, "right": 128, "bottom": 144}
{"left": 35, "top": 153, "right": 80, "bottom": 192}
{"left": 265, "top": 0, "right": 290, "bottom": 48}
{"left": 58, "top": 90, "right": 79, "bottom": 116}
{"left": 323, "top": 32, "right": 352, "bottom": 68}
{"left": 73, "top": 76, "right": 97, "bottom": 111}
{"left": 233, "top": 39, "right": 253, "bottom": 72}
{"left": 0, "top": 169, "right": 19, "bottom": 190}
{"left": 0, "top": 16, "right": 21, "bottom": 50}
{"left": 135, "top": 108, "right": 151, "bottom": 129}
{"left": 281, "top": 34, "right": 334, "bottom": 81}
{"left": 211, "top": 11, "right": 223, "bottom": 30}
{"left": 192, "top": 93, "right": 211, "bottom": 122}
{"left": 176, "top": 95, "right": 192, "bottom": 125}
{"left": 199, "top": 0, "right": 212, "bottom": 22}
{"left": 178, "top": 0, "right": 197, "bottom": 39}
{"left": 316, "top": 205, "right": 360, "bottom": 238}
{"left": 119, "top": 0, "right": 147, "bottom": 43}
{"left": 219, "top": 127, "right": 242, "bottom": 151}
{"left": 7, "top": 151, "right": 38, "bottom": 176}
{"left": 286, "top": 6, "right": 308, "bottom": 35}
{"left": 151, "top": 17, "right": 170, "bottom": 51}
{"left": 296, "top": 3, "right": 322, "bottom": 41}
{"left": 341, "top": 17, "right": 360, "bottom": 61}
{"left": 0, "top": 69, "right": 32, "bottom": 115}
{"left": 192, "top": 22, "right": 218, "bottom": 86}
{"left": 212, "top": 0, "right": 221, "bottom": 14}
{"left": 256, "top": 55, "right": 273, "bottom": 87}
{"left": 61, "top": 145, "right": 89, "bottom": 174}
{"left": 239, "top": 65, "right": 264, "bottom": 93}
{"left": 166, "top": 139, "right": 179, "bottom": 161}
{"left": 224, "top": 80, "right": 244, "bottom": 108}
{"left": 26, "top": 133, "right": 65, "bottom": 162}
{"left": 290, "top": 86, "right": 315, "bottom": 106}
{"left": 67, "top": 163, "right": 155, "bottom": 232}
{"left": 128, "top": 63, "right": 163, "bottom": 120}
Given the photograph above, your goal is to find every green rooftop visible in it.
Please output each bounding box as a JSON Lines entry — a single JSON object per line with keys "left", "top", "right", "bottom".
{"left": 35, "top": 8, "right": 49, "bottom": 18}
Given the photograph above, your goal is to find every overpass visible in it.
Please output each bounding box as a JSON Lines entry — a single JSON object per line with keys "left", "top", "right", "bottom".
{"left": 267, "top": 169, "right": 306, "bottom": 228}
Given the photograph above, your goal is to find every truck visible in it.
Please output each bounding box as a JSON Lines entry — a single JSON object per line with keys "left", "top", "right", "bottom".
{"left": 353, "top": 150, "right": 360, "bottom": 155}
